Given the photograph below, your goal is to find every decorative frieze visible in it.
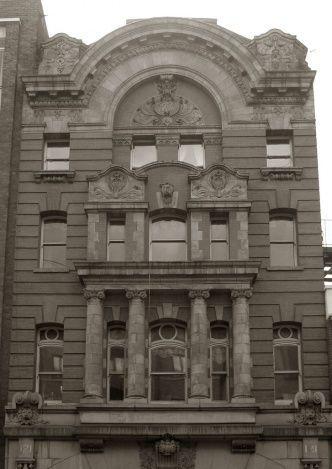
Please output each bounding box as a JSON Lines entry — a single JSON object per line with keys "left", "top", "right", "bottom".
{"left": 260, "top": 167, "right": 303, "bottom": 181}
{"left": 203, "top": 134, "right": 222, "bottom": 145}
{"left": 112, "top": 135, "right": 133, "bottom": 146}
{"left": 293, "top": 390, "right": 326, "bottom": 425}
{"left": 155, "top": 134, "right": 180, "bottom": 146}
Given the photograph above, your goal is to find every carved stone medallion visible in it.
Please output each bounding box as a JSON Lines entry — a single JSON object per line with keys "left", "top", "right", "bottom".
{"left": 89, "top": 168, "right": 146, "bottom": 202}
{"left": 132, "top": 75, "right": 203, "bottom": 127}
{"left": 190, "top": 167, "right": 247, "bottom": 200}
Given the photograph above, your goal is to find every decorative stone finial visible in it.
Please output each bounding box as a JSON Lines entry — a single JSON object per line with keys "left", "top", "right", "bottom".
{"left": 293, "top": 390, "right": 326, "bottom": 425}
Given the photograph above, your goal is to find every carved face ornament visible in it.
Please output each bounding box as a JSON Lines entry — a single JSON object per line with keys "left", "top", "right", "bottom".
{"left": 160, "top": 182, "right": 174, "bottom": 206}
{"left": 209, "top": 169, "right": 228, "bottom": 196}
{"left": 107, "top": 171, "right": 127, "bottom": 196}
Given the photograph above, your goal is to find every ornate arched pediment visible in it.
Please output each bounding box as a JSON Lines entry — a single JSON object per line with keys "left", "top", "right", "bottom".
{"left": 132, "top": 74, "right": 204, "bottom": 127}
{"left": 87, "top": 165, "right": 147, "bottom": 202}
{"left": 189, "top": 164, "right": 248, "bottom": 200}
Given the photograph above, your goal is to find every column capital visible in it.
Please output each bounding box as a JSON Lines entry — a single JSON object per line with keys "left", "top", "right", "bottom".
{"left": 189, "top": 289, "right": 210, "bottom": 300}
{"left": 203, "top": 133, "right": 222, "bottom": 145}
{"left": 83, "top": 289, "right": 106, "bottom": 302}
{"left": 231, "top": 289, "right": 252, "bottom": 300}
{"left": 112, "top": 134, "right": 132, "bottom": 146}
{"left": 126, "top": 289, "right": 147, "bottom": 300}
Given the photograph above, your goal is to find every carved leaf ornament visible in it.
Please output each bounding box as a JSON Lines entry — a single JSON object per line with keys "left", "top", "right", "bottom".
{"left": 92, "top": 170, "right": 144, "bottom": 201}
{"left": 133, "top": 75, "right": 204, "bottom": 126}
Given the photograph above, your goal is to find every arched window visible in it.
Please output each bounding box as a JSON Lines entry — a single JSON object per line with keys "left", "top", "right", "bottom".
{"left": 40, "top": 215, "right": 67, "bottom": 269}
{"left": 273, "top": 324, "right": 302, "bottom": 403}
{"left": 269, "top": 214, "right": 297, "bottom": 267}
{"left": 36, "top": 326, "right": 63, "bottom": 402}
{"left": 149, "top": 322, "right": 187, "bottom": 401}
{"left": 150, "top": 218, "right": 187, "bottom": 261}
{"left": 210, "top": 323, "right": 229, "bottom": 401}
{"left": 107, "top": 324, "right": 126, "bottom": 400}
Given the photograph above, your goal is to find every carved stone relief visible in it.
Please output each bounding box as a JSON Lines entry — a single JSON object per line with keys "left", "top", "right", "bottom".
{"left": 248, "top": 29, "right": 308, "bottom": 71}
{"left": 252, "top": 104, "right": 314, "bottom": 121}
{"left": 132, "top": 75, "right": 204, "bottom": 126}
{"left": 10, "top": 391, "right": 45, "bottom": 426}
{"left": 293, "top": 390, "right": 326, "bottom": 425}
{"left": 139, "top": 435, "right": 196, "bottom": 469}
{"left": 157, "top": 182, "right": 178, "bottom": 208}
{"left": 38, "top": 34, "right": 86, "bottom": 75}
{"left": 190, "top": 167, "right": 247, "bottom": 200}
{"left": 89, "top": 168, "right": 146, "bottom": 202}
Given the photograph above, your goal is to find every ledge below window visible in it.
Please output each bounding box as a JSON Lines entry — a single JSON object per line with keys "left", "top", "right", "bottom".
{"left": 33, "top": 267, "right": 70, "bottom": 273}
{"left": 266, "top": 266, "right": 304, "bottom": 271}
{"left": 260, "top": 167, "right": 302, "bottom": 181}
{"left": 34, "top": 170, "right": 76, "bottom": 183}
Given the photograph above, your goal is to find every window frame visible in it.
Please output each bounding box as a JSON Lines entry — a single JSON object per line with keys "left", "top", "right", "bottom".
{"left": 40, "top": 215, "right": 67, "bottom": 270}
{"left": 178, "top": 135, "right": 205, "bottom": 168}
{"left": 210, "top": 216, "right": 229, "bottom": 261}
{"left": 266, "top": 134, "right": 293, "bottom": 168}
{"left": 149, "top": 322, "right": 187, "bottom": 402}
{"left": 209, "top": 323, "right": 229, "bottom": 401}
{"left": 0, "top": 48, "right": 4, "bottom": 109}
{"left": 43, "top": 135, "right": 70, "bottom": 171}
{"left": 107, "top": 216, "right": 126, "bottom": 262}
{"left": 269, "top": 213, "right": 297, "bottom": 268}
{"left": 36, "top": 326, "right": 64, "bottom": 403}
{"left": 131, "top": 136, "right": 157, "bottom": 169}
{"left": 273, "top": 324, "right": 302, "bottom": 405}
{"left": 107, "top": 324, "right": 127, "bottom": 401}
{"left": 149, "top": 217, "right": 187, "bottom": 262}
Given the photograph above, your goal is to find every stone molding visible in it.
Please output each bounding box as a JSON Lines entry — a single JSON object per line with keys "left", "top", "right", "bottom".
{"left": 155, "top": 134, "right": 180, "bottom": 146}
{"left": 188, "top": 289, "right": 210, "bottom": 300}
{"left": 231, "top": 289, "right": 253, "bottom": 300}
{"left": 34, "top": 170, "right": 76, "bottom": 183}
{"left": 293, "top": 390, "right": 326, "bottom": 425}
{"left": 126, "top": 289, "right": 147, "bottom": 300}
{"left": 260, "top": 167, "right": 303, "bottom": 181}
{"left": 83, "top": 289, "right": 106, "bottom": 302}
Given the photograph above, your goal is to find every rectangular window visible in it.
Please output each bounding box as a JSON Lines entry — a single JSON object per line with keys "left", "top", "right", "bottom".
{"left": 107, "top": 218, "right": 125, "bottom": 261}
{"left": 210, "top": 324, "right": 229, "bottom": 401}
{"left": 150, "top": 219, "right": 187, "bottom": 261}
{"left": 131, "top": 136, "right": 157, "bottom": 168}
{"left": 178, "top": 136, "right": 204, "bottom": 167}
{"left": 44, "top": 135, "right": 70, "bottom": 171}
{"left": 0, "top": 48, "right": 4, "bottom": 109}
{"left": 266, "top": 135, "right": 292, "bottom": 168}
{"left": 273, "top": 325, "right": 301, "bottom": 403}
{"left": 210, "top": 218, "right": 229, "bottom": 260}
{"left": 37, "top": 327, "right": 63, "bottom": 402}
{"left": 40, "top": 218, "right": 67, "bottom": 269}
{"left": 270, "top": 215, "right": 297, "bottom": 267}
{"left": 108, "top": 326, "right": 126, "bottom": 401}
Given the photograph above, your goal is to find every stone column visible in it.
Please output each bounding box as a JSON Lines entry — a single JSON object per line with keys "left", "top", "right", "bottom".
{"left": 82, "top": 289, "right": 105, "bottom": 401}
{"left": 189, "top": 289, "right": 210, "bottom": 399}
{"left": 126, "top": 289, "right": 147, "bottom": 400}
{"left": 231, "top": 289, "right": 255, "bottom": 403}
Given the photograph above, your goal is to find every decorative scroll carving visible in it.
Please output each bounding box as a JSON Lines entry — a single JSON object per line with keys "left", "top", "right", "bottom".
{"left": 83, "top": 289, "right": 106, "bottom": 302}
{"left": 189, "top": 290, "right": 210, "bottom": 300}
{"left": 132, "top": 74, "right": 203, "bottom": 127}
{"left": 190, "top": 166, "right": 247, "bottom": 200}
{"left": 231, "top": 289, "right": 253, "bottom": 300}
{"left": 260, "top": 168, "right": 303, "bottom": 181}
{"left": 38, "top": 34, "right": 85, "bottom": 75}
{"left": 89, "top": 168, "right": 145, "bottom": 202}
{"left": 11, "top": 392, "right": 44, "bottom": 426}
{"left": 139, "top": 436, "right": 196, "bottom": 469}
{"left": 126, "top": 289, "right": 147, "bottom": 300}
{"left": 293, "top": 390, "right": 326, "bottom": 425}
{"left": 248, "top": 29, "right": 308, "bottom": 71}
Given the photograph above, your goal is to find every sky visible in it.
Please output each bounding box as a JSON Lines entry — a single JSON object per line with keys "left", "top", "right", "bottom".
{"left": 41, "top": 0, "right": 331, "bottom": 221}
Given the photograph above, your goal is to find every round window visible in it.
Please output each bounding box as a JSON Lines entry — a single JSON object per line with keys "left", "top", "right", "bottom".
{"left": 279, "top": 326, "right": 292, "bottom": 339}
{"left": 45, "top": 328, "right": 59, "bottom": 340}
{"left": 159, "top": 324, "right": 177, "bottom": 340}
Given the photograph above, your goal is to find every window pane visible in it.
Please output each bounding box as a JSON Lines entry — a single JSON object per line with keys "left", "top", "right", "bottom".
{"left": 39, "top": 346, "right": 63, "bottom": 372}
{"left": 267, "top": 141, "right": 291, "bottom": 157}
{"left": 270, "top": 219, "right": 294, "bottom": 242}
{"left": 108, "top": 223, "right": 125, "bottom": 240}
{"left": 43, "top": 245, "right": 66, "bottom": 269}
{"left": 179, "top": 144, "right": 204, "bottom": 166}
{"left": 43, "top": 220, "right": 67, "bottom": 243}
{"left": 275, "top": 373, "right": 299, "bottom": 400}
{"left": 109, "top": 374, "right": 124, "bottom": 400}
{"left": 151, "top": 347, "right": 185, "bottom": 372}
{"left": 44, "top": 160, "right": 70, "bottom": 171}
{"left": 211, "top": 242, "right": 229, "bottom": 261}
{"left": 109, "top": 346, "right": 125, "bottom": 373}
{"left": 211, "top": 221, "right": 227, "bottom": 240}
{"left": 267, "top": 157, "right": 292, "bottom": 168}
{"left": 211, "top": 326, "right": 227, "bottom": 340}
{"left": 270, "top": 243, "right": 295, "bottom": 267}
{"left": 109, "top": 328, "right": 125, "bottom": 341}
{"left": 39, "top": 374, "right": 62, "bottom": 401}
{"left": 108, "top": 242, "right": 125, "bottom": 261}
{"left": 132, "top": 145, "right": 157, "bottom": 168}
{"left": 212, "top": 375, "right": 227, "bottom": 401}
{"left": 211, "top": 346, "right": 227, "bottom": 372}
{"left": 46, "top": 142, "right": 70, "bottom": 160}
{"left": 274, "top": 345, "right": 298, "bottom": 371}
{"left": 151, "top": 241, "right": 186, "bottom": 261}
{"left": 151, "top": 375, "right": 185, "bottom": 401}
{"left": 152, "top": 220, "right": 186, "bottom": 240}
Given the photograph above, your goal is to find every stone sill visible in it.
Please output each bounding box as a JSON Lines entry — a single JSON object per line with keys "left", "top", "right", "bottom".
{"left": 34, "top": 170, "right": 75, "bottom": 183}
{"left": 266, "top": 266, "right": 304, "bottom": 271}
{"left": 33, "top": 267, "right": 70, "bottom": 273}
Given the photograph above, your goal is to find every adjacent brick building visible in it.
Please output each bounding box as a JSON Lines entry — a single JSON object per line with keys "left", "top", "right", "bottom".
{"left": 0, "top": 6, "right": 331, "bottom": 469}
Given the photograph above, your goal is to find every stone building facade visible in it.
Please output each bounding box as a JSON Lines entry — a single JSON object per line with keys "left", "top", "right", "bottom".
{"left": 0, "top": 7, "right": 331, "bottom": 469}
